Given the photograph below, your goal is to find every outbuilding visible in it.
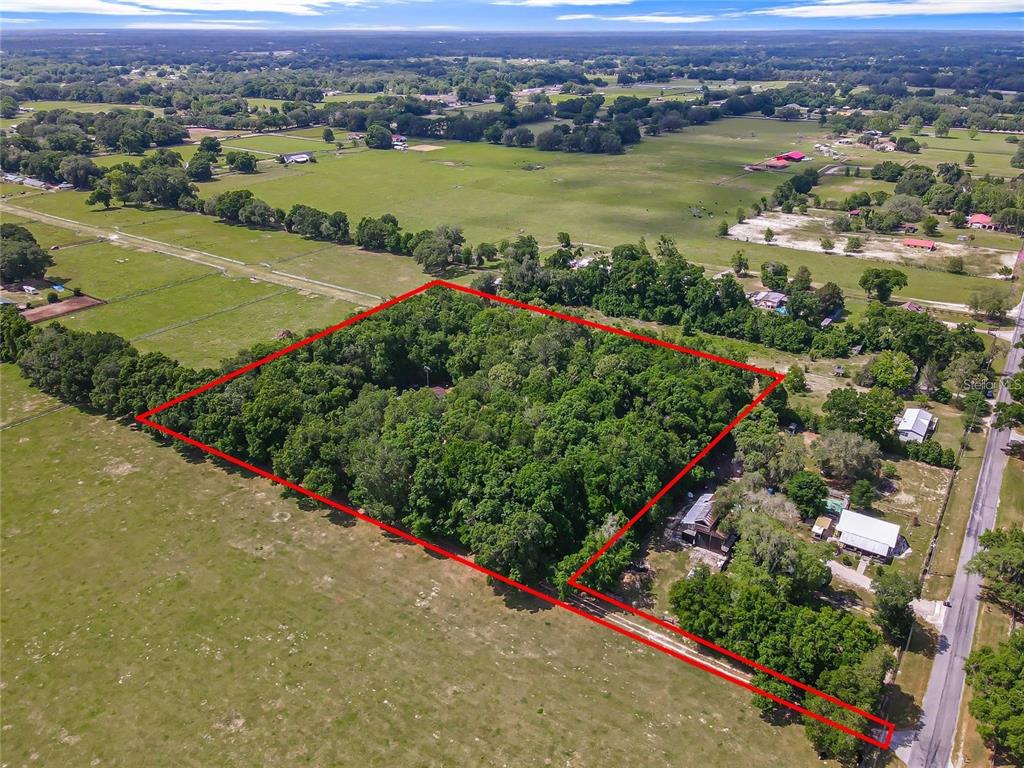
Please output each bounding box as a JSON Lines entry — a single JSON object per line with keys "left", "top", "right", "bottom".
{"left": 903, "top": 238, "right": 936, "bottom": 251}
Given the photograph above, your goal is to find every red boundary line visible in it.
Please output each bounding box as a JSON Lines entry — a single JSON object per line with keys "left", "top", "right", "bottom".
{"left": 136, "top": 279, "right": 895, "bottom": 751}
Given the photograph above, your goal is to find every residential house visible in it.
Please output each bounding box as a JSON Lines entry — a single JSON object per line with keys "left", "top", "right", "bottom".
{"left": 678, "top": 493, "right": 733, "bottom": 555}
{"left": 749, "top": 290, "right": 788, "bottom": 313}
{"left": 968, "top": 213, "right": 994, "bottom": 230}
{"left": 835, "top": 509, "right": 904, "bottom": 561}
{"left": 896, "top": 407, "right": 937, "bottom": 443}
{"left": 775, "top": 151, "right": 806, "bottom": 162}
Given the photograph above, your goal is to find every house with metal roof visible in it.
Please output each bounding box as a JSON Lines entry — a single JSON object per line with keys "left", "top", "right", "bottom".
{"left": 835, "top": 509, "right": 903, "bottom": 560}
{"left": 896, "top": 407, "right": 937, "bottom": 443}
{"left": 678, "top": 493, "right": 734, "bottom": 555}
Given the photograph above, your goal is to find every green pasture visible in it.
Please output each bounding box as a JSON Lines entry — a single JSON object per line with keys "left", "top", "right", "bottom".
{"left": 9, "top": 118, "right": 1011, "bottom": 305}
{"left": 274, "top": 245, "right": 460, "bottom": 299}
{"left": 1, "top": 364, "right": 827, "bottom": 768}
{"left": 18, "top": 100, "right": 148, "bottom": 114}
{"left": 221, "top": 134, "right": 328, "bottom": 155}
{"left": 839, "top": 127, "right": 1018, "bottom": 178}
{"left": 45, "top": 241, "right": 218, "bottom": 301}
{"left": 47, "top": 274, "right": 282, "bottom": 340}
{"left": 198, "top": 119, "right": 818, "bottom": 246}
{"left": 134, "top": 290, "right": 359, "bottom": 368}
{"left": 92, "top": 143, "right": 203, "bottom": 168}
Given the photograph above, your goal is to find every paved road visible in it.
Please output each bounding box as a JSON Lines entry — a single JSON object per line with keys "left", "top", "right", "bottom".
{"left": 906, "top": 301, "right": 1024, "bottom": 768}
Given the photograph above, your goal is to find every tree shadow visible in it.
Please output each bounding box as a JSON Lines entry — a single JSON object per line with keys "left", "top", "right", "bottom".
{"left": 883, "top": 682, "right": 923, "bottom": 731}
{"left": 493, "top": 580, "right": 554, "bottom": 613}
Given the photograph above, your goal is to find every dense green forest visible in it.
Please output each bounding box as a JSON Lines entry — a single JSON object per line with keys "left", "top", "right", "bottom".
{"left": 3, "top": 290, "right": 757, "bottom": 590}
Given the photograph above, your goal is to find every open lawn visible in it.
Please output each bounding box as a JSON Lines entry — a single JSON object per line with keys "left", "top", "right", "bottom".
{"left": 221, "top": 134, "right": 334, "bottom": 155}
{"left": 0, "top": 365, "right": 827, "bottom": 767}
{"left": 134, "top": 290, "right": 358, "bottom": 369}
{"left": 45, "top": 240, "right": 218, "bottom": 301}
{"left": 18, "top": 100, "right": 148, "bottom": 114}
{"left": 46, "top": 273, "right": 283, "bottom": 340}
{"left": 839, "top": 128, "right": 1019, "bottom": 179}
{"left": 9, "top": 118, "right": 1010, "bottom": 306}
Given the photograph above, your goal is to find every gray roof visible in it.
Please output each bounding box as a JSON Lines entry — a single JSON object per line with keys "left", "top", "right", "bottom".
{"left": 682, "top": 492, "right": 716, "bottom": 526}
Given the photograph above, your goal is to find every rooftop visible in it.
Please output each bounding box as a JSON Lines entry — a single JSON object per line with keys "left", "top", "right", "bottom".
{"left": 835, "top": 509, "right": 901, "bottom": 557}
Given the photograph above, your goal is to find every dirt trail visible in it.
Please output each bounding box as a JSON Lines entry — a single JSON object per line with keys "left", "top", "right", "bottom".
{"left": 1, "top": 201, "right": 383, "bottom": 307}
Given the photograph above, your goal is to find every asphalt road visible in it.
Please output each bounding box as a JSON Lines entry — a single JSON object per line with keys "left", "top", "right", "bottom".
{"left": 906, "top": 302, "right": 1024, "bottom": 768}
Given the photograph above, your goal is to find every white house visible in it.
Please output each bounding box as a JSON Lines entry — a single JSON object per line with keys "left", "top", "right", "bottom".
{"left": 896, "top": 407, "right": 937, "bottom": 443}
{"left": 835, "top": 509, "right": 903, "bottom": 560}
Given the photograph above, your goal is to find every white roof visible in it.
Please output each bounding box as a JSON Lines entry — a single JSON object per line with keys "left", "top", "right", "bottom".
{"left": 897, "top": 408, "right": 934, "bottom": 438}
{"left": 835, "top": 509, "right": 900, "bottom": 557}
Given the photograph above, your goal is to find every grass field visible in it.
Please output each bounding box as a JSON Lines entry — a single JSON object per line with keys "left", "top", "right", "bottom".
{"left": 19, "top": 100, "right": 148, "bottom": 114}
{"left": 221, "top": 134, "right": 330, "bottom": 155}
{"left": 840, "top": 127, "right": 1020, "bottom": 179}
{"left": 0, "top": 365, "right": 828, "bottom": 767}
{"left": 10, "top": 118, "right": 1014, "bottom": 306}
{"left": 46, "top": 241, "right": 218, "bottom": 300}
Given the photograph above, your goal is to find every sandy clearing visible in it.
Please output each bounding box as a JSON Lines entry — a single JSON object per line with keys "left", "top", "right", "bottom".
{"left": 409, "top": 144, "right": 444, "bottom": 152}
{"left": 728, "top": 212, "right": 1016, "bottom": 274}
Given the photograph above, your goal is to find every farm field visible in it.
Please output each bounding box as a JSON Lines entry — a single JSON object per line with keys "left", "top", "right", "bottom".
{"left": 46, "top": 240, "right": 218, "bottom": 300}
{"left": 840, "top": 127, "right": 1020, "bottom": 178}
{"left": 19, "top": 99, "right": 147, "bottom": 113}
{"left": 221, "top": 133, "right": 330, "bottom": 155}
{"left": 0, "top": 365, "right": 828, "bottom": 768}
{"left": 8, "top": 119, "right": 1012, "bottom": 306}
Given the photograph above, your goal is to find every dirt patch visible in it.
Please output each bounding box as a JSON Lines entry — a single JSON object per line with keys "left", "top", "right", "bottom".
{"left": 21, "top": 295, "right": 103, "bottom": 324}
{"left": 729, "top": 212, "right": 1016, "bottom": 275}
{"left": 408, "top": 144, "right": 444, "bottom": 152}
{"left": 187, "top": 128, "right": 241, "bottom": 140}
{"left": 103, "top": 460, "right": 138, "bottom": 477}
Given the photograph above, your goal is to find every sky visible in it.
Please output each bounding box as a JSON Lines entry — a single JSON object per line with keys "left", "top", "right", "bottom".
{"left": 0, "top": 0, "right": 1021, "bottom": 32}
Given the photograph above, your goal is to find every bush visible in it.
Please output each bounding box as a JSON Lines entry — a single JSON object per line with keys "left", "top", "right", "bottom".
{"left": 46, "top": 291, "right": 59, "bottom": 304}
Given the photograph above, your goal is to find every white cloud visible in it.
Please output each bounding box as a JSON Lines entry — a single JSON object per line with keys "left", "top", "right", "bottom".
{"left": 557, "top": 12, "right": 713, "bottom": 22}
{"left": 6, "top": 0, "right": 172, "bottom": 14}
{"left": 6, "top": 0, "right": 395, "bottom": 16}
{"left": 0, "top": 17, "right": 42, "bottom": 22}
{"left": 494, "top": 0, "right": 632, "bottom": 6}
{"left": 753, "top": 0, "right": 1021, "bottom": 18}
{"left": 125, "top": 20, "right": 270, "bottom": 27}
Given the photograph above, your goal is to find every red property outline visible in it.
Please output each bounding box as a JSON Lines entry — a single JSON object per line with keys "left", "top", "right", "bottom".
{"left": 137, "top": 279, "right": 895, "bottom": 750}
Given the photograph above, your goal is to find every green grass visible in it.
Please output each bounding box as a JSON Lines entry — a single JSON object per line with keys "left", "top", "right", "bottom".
{"left": 221, "top": 135, "right": 331, "bottom": 155}
{"left": 46, "top": 274, "right": 283, "bottom": 340}
{"left": 92, "top": 143, "right": 202, "bottom": 168}
{"left": 0, "top": 365, "right": 827, "bottom": 767}
{"left": 838, "top": 128, "right": 1017, "bottom": 179}
{"left": 45, "top": 241, "right": 218, "bottom": 301}
{"left": 19, "top": 100, "right": 148, "bottom": 114}
{"left": 134, "top": 290, "right": 358, "bottom": 368}
{"left": 9, "top": 118, "right": 1010, "bottom": 305}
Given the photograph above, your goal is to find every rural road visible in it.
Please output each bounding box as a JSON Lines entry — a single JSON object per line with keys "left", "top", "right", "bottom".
{"left": 566, "top": 590, "right": 753, "bottom": 684}
{"left": 905, "top": 298, "right": 1024, "bottom": 768}
{"left": 0, "top": 200, "right": 383, "bottom": 307}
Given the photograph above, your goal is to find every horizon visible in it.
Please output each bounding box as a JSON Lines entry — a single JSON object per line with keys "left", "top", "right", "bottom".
{"left": 1, "top": 0, "right": 1021, "bottom": 33}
